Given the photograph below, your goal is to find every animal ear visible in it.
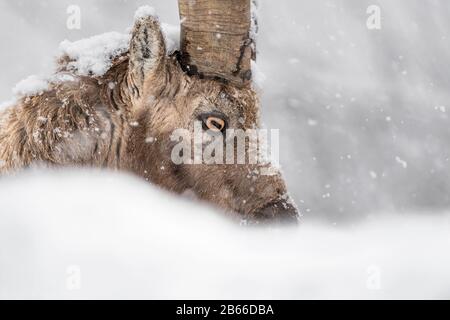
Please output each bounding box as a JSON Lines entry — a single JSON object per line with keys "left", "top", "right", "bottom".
{"left": 128, "top": 9, "right": 166, "bottom": 95}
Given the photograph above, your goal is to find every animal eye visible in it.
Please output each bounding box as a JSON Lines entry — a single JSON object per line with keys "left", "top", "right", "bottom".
{"left": 205, "top": 116, "right": 226, "bottom": 132}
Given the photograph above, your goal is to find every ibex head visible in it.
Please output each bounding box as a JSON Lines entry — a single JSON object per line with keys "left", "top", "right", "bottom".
{"left": 123, "top": 2, "right": 299, "bottom": 224}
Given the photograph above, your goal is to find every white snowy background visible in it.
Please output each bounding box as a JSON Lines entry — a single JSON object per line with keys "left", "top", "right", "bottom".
{"left": 0, "top": 0, "right": 450, "bottom": 299}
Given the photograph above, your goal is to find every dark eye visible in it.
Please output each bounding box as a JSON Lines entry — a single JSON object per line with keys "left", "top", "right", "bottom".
{"left": 200, "top": 113, "right": 228, "bottom": 133}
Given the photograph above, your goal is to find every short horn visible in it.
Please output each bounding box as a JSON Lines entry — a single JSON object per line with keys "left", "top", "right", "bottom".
{"left": 178, "top": 0, "right": 255, "bottom": 87}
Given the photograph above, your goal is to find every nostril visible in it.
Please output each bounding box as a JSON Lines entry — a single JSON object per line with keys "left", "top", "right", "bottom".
{"left": 251, "top": 199, "right": 300, "bottom": 225}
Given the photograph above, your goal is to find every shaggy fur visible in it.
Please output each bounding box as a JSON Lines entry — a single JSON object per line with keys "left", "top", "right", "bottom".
{"left": 0, "top": 14, "right": 297, "bottom": 222}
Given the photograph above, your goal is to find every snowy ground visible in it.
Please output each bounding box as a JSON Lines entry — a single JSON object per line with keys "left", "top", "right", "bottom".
{"left": 1, "top": 0, "right": 450, "bottom": 299}
{"left": 1, "top": 169, "right": 449, "bottom": 299}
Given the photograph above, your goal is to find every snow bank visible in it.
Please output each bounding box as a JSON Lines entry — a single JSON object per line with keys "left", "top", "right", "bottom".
{"left": 0, "top": 169, "right": 449, "bottom": 299}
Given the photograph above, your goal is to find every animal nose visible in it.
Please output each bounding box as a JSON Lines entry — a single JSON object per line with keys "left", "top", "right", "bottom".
{"left": 251, "top": 199, "right": 300, "bottom": 225}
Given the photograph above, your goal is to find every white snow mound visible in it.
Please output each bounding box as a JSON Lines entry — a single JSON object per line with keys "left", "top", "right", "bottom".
{"left": 0, "top": 169, "right": 449, "bottom": 299}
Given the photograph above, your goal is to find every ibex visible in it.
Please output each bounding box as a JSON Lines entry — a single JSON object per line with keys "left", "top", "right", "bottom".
{"left": 0, "top": 1, "right": 299, "bottom": 224}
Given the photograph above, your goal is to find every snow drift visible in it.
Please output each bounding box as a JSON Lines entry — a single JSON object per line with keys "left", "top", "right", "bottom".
{"left": 0, "top": 169, "right": 449, "bottom": 299}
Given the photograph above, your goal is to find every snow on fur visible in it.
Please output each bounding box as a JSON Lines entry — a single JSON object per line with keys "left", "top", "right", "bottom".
{"left": 59, "top": 32, "right": 130, "bottom": 77}
{"left": 7, "top": 6, "right": 180, "bottom": 101}
{"left": 134, "top": 5, "right": 157, "bottom": 20}
{"left": 12, "top": 75, "right": 49, "bottom": 97}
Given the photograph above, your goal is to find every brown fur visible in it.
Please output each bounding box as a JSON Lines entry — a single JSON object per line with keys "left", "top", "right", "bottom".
{"left": 0, "top": 14, "right": 297, "bottom": 222}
